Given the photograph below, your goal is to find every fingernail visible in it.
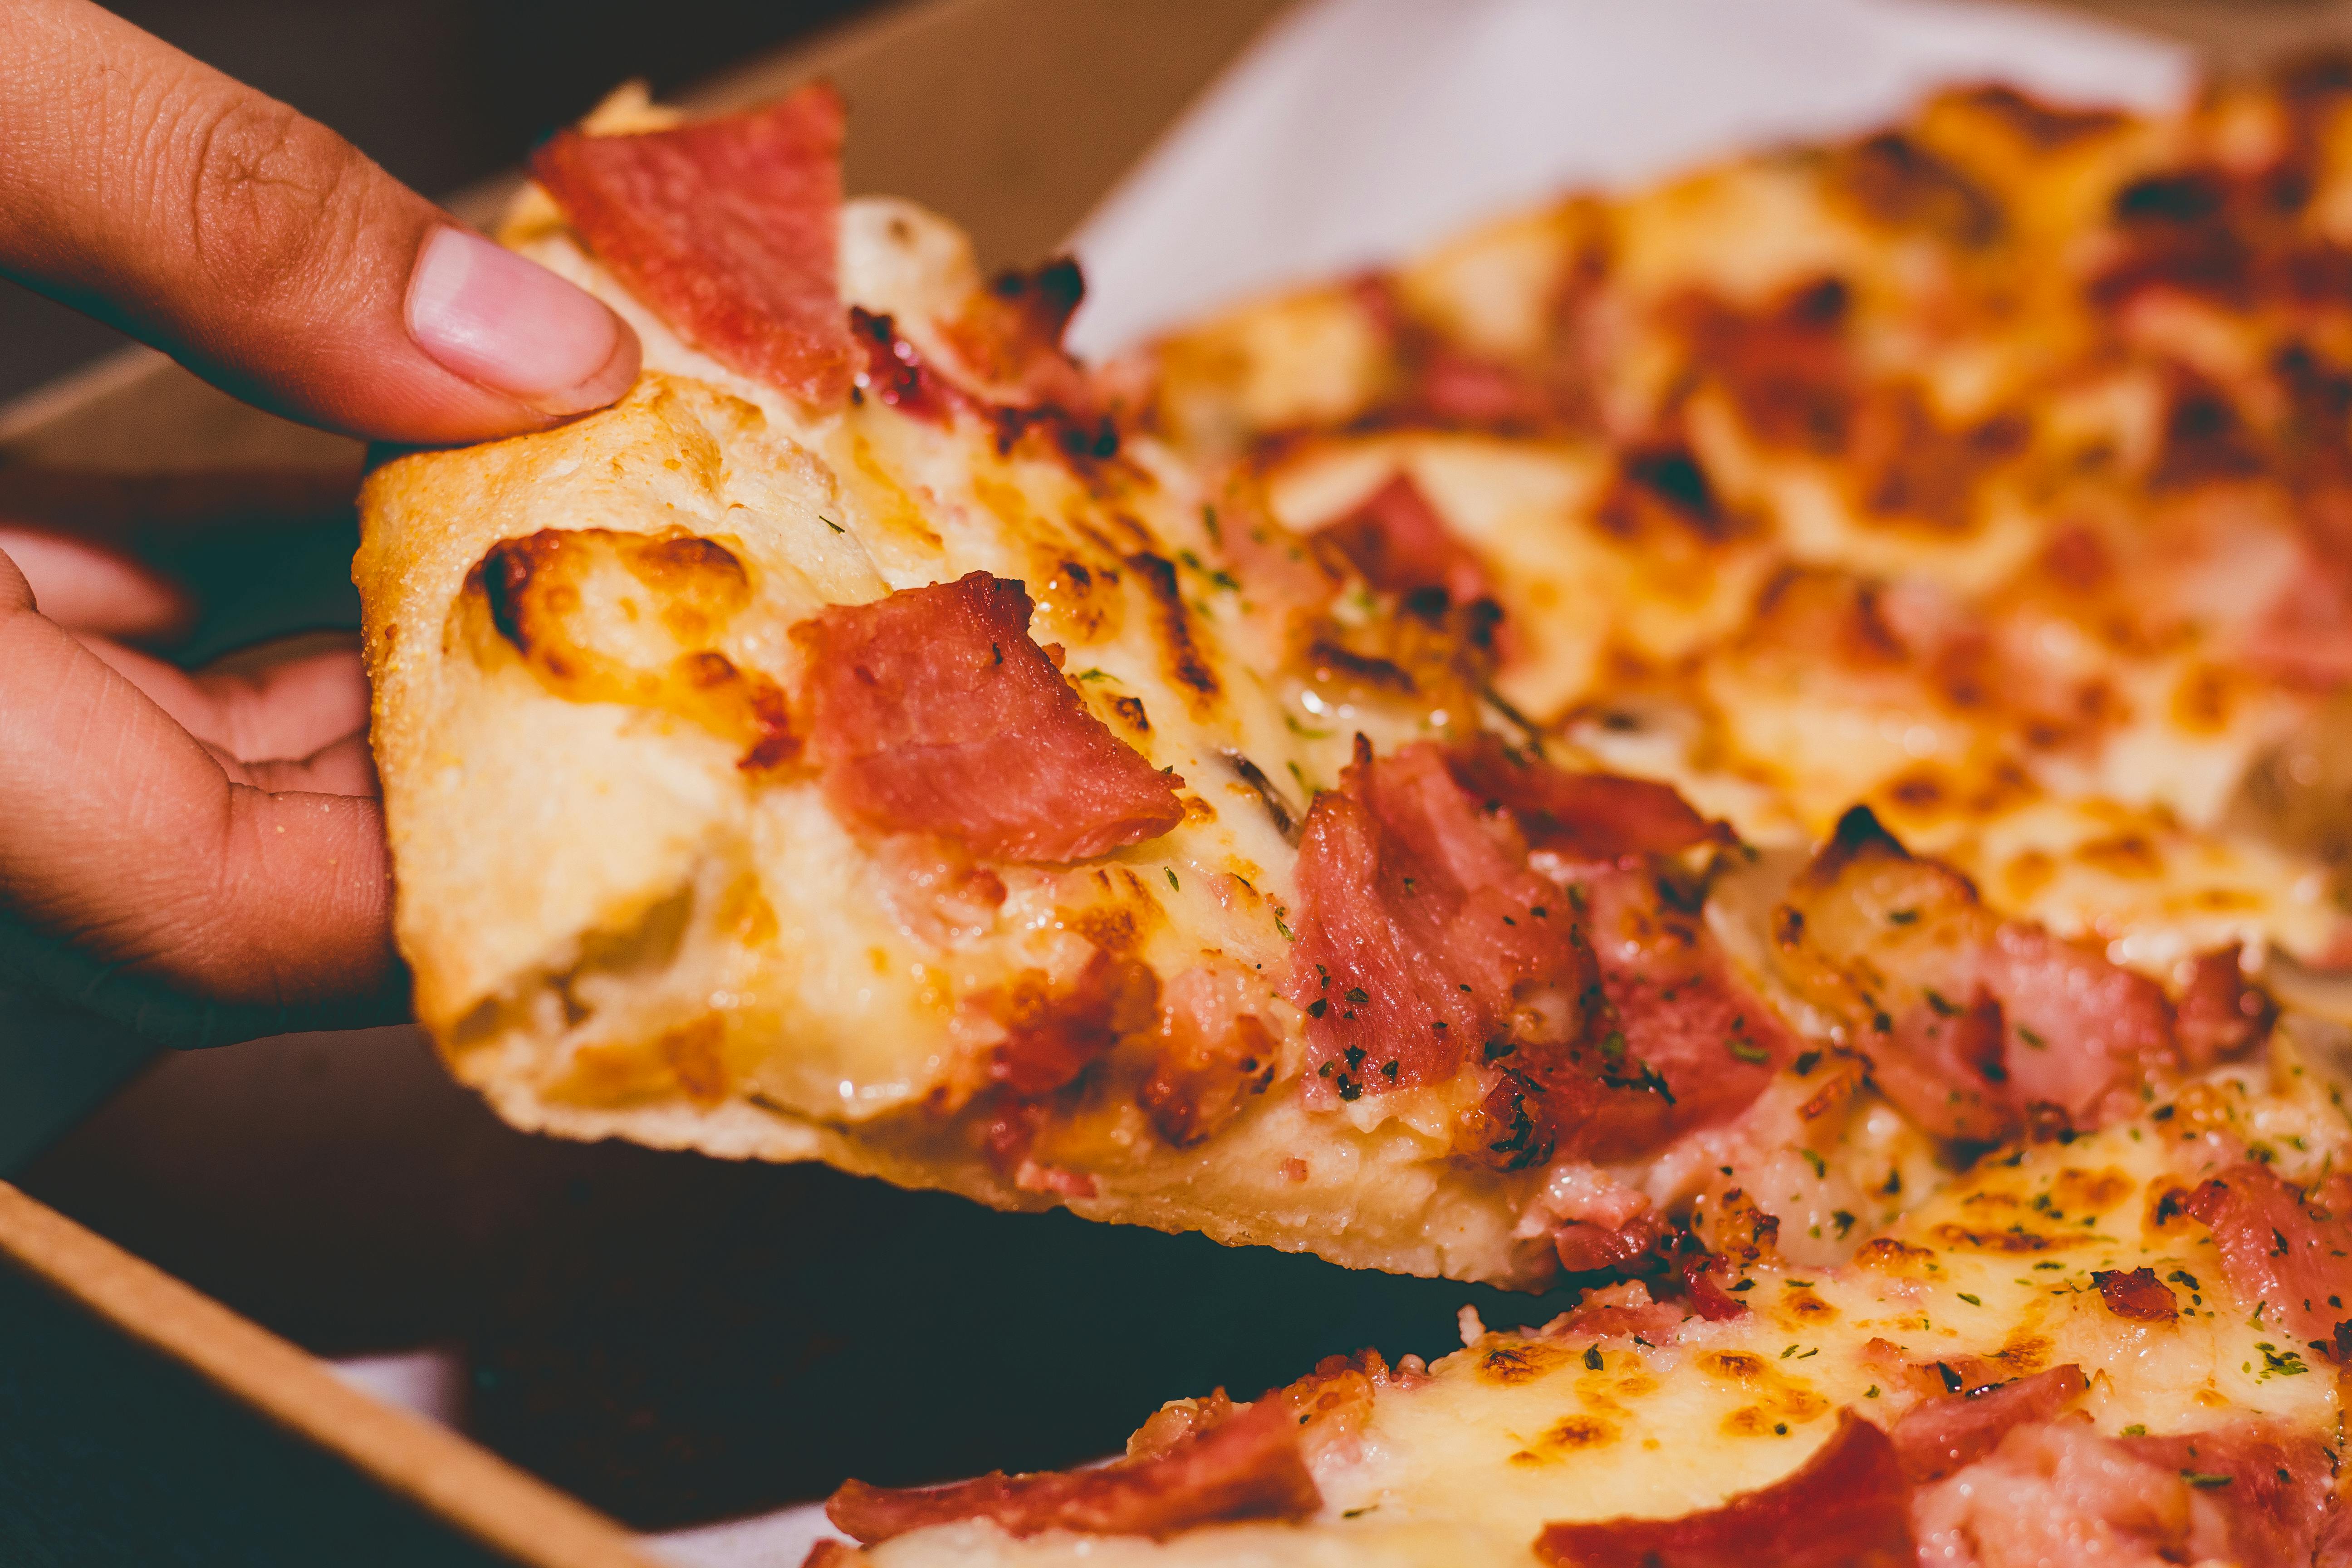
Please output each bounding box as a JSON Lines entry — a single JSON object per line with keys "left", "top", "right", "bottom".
{"left": 406, "top": 227, "right": 639, "bottom": 415}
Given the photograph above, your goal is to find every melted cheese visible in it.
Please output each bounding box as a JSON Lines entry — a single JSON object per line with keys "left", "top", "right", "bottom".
{"left": 859, "top": 1043, "right": 2351, "bottom": 1567}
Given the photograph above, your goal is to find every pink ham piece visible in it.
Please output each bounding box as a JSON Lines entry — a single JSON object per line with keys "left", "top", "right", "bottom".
{"left": 1779, "top": 808, "right": 2180, "bottom": 1137}
{"left": 1287, "top": 738, "right": 1783, "bottom": 1173}
{"left": 826, "top": 1391, "right": 1318, "bottom": 1545}
{"left": 1536, "top": 1410, "right": 1916, "bottom": 1568}
{"left": 1321, "top": 473, "right": 1496, "bottom": 611}
{"left": 1284, "top": 738, "right": 1590, "bottom": 1097}
{"left": 1446, "top": 733, "right": 1728, "bottom": 866}
{"left": 1889, "top": 1363, "right": 2088, "bottom": 1481}
{"left": 2183, "top": 1162, "right": 2352, "bottom": 1343}
{"left": 794, "top": 572, "right": 1184, "bottom": 862}
{"left": 1912, "top": 1416, "right": 2336, "bottom": 1568}
{"left": 531, "top": 84, "right": 856, "bottom": 405}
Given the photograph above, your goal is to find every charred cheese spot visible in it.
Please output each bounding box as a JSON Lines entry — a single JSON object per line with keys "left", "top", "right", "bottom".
{"left": 1476, "top": 1341, "right": 1577, "bottom": 1387}
{"left": 1930, "top": 1222, "right": 2095, "bottom": 1254}
{"left": 1508, "top": 1413, "right": 1620, "bottom": 1465}
{"left": 461, "top": 527, "right": 796, "bottom": 771}
{"left": 1124, "top": 551, "right": 1224, "bottom": 714}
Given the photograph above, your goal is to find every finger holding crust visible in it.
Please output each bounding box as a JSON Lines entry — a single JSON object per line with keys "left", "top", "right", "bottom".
{"left": 0, "top": 545, "right": 400, "bottom": 1043}
{"left": 0, "top": 0, "right": 638, "bottom": 444}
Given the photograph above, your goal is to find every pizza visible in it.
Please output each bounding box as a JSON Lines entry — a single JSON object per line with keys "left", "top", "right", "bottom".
{"left": 361, "top": 66, "right": 2341, "bottom": 1314}
{"left": 809, "top": 1045, "right": 2352, "bottom": 1566}
{"left": 352, "top": 52, "right": 2352, "bottom": 1567}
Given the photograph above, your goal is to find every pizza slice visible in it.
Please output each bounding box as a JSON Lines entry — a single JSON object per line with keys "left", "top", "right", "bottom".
{"left": 359, "top": 84, "right": 2282, "bottom": 1292}
{"left": 810, "top": 1032, "right": 2352, "bottom": 1565}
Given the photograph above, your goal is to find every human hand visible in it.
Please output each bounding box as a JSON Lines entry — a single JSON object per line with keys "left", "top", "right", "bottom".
{"left": 0, "top": 0, "right": 642, "bottom": 1046}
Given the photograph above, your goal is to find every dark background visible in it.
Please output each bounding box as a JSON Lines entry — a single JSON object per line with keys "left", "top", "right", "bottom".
{"left": 0, "top": 0, "right": 889, "bottom": 406}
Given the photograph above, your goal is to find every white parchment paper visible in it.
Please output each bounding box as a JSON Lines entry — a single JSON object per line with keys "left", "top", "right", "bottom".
{"left": 632, "top": 0, "right": 2187, "bottom": 1558}
{"left": 1065, "top": 0, "right": 2191, "bottom": 357}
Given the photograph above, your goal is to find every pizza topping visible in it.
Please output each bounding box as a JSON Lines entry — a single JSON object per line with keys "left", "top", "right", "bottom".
{"left": 937, "top": 257, "right": 1101, "bottom": 417}
{"left": 984, "top": 948, "right": 1160, "bottom": 1099}
{"left": 1774, "top": 808, "right": 2177, "bottom": 1137}
{"left": 825, "top": 1386, "right": 1318, "bottom": 1544}
{"left": 1137, "top": 959, "right": 1279, "bottom": 1147}
{"left": 1447, "top": 733, "right": 1727, "bottom": 867}
{"left": 1911, "top": 1418, "right": 2335, "bottom": 1568}
{"left": 2092, "top": 1266, "right": 2180, "bottom": 1323}
{"left": 1555, "top": 1279, "right": 1692, "bottom": 1341}
{"left": 1285, "top": 737, "right": 1593, "bottom": 1098}
{"left": 1320, "top": 472, "right": 1498, "bottom": 617}
{"left": 2181, "top": 1161, "right": 2352, "bottom": 1342}
{"left": 1676, "top": 1253, "right": 1751, "bottom": 1321}
{"left": 1567, "top": 866, "right": 1796, "bottom": 1152}
{"left": 2118, "top": 1423, "right": 2337, "bottom": 1568}
{"left": 2170, "top": 948, "right": 2273, "bottom": 1069}
{"left": 531, "top": 84, "right": 855, "bottom": 405}
{"left": 793, "top": 572, "right": 1186, "bottom": 862}
{"left": 1553, "top": 1209, "right": 1670, "bottom": 1276}
{"left": 1887, "top": 1362, "right": 2087, "bottom": 1482}
{"left": 1534, "top": 1409, "right": 1915, "bottom": 1568}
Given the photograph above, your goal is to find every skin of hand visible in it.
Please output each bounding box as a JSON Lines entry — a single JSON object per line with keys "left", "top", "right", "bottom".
{"left": 0, "top": 0, "right": 643, "bottom": 1046}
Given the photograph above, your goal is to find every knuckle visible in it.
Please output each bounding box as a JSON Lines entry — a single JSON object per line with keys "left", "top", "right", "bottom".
{"left": 170, "top": 90, "right": 374, "bottom": 295}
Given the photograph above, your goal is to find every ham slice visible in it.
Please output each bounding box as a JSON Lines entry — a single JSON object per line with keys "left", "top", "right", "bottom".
{"left": 2183, "top": 1161, "right": 2352, "bottom": 1343}
{"left": 1912, "top": 1416, "right": 2335, "bottom": 1568}
{"left": 1774, "top": 807, "right": 2179, "bottom": 1137}
{"left": 825, "top": 1355, "right": 1378, "bottom": 1545}
{"left": 1320, "top": 473, "right": 1496, "bottom": 613}
{"left": 826, "top": 1391, "right": 1317, "bottom": 1545}
{"left": 1446, "top": 733, "right": 1726, "bottom": 865}
{"left": 532, "top": 84, "right": 855, "bottom": 405}
{"left": 1284, "top": 738, "right": 1590, "bottom": 1098}
{"left": 1536, "top": 1410, "right": 1915, "bottom": 1568}
{"left": 1287, "top": 738, "right": 1778, "bottom": 1171}
{"left": 794, "top": 573, "right": 1185, "bottom": 862}
{"left": 1888, "top": 1363, "right": 2087, "bottom": 1481}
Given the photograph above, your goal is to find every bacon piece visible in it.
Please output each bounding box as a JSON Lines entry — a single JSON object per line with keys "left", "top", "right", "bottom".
{"left": 1554, "top": 1212, "right": 1669, "bottom": 1274}
{"left": 2123, "top": 1424, "right": 2337, "bottom": 1568}
{"left": 1888, "top": 1363, "right": 2087, "bottom": 1482}
{"left": 985, "top": 949, "right": 1160, "bottom": 1098}
{"left": 826, "top": 1389, "right": 1317, "bottom": 1545}
{"left": 1285, "top": 738, "right": 1592, "bottom": 1098}
{"left": 939, "top": 258, "right": 1102, "bottom": 417}
{"left": 1569, "top": 867, "right": 1798, "bottom": 1152}
{"left": 1911, "top": 1417, "right": 2323, "bottom": 1568}
{"left": 1912, "top": 1402, "right": 2336, "bottom": 1565}
{"left": 2171, "top": 948, "right": 2273, "bottom": 1069}
{"left": 794, "top": 573, "right": 1185, "bottom": 862}
{"left": 2093, "top": 1266, "right": 2180, "bottom": 1323}
{"left": 2182, "top": 1162, "right": 2352, "bottom": 1342}
{"left": 1446, "top": 733, "right": 1726, "bottom": 866}
{"left": 1774, "top": 808, "right": 2177, "bottom": 1135}
{"left": 1677, "top": 1254, "right": 1749, "bottom": 1321}
{"left": 1536, "top": 1410, "right": 1914, "bottom": 1568}
{"left": 1321, "top": 473, "right": 1496, "bottom": 612}
{"left": 1556, "top": 1280, "right": 1691, "bottom": 1341}
{"left": 532, "top": 86, "right": 854, "bottom": 405}
{"left": 1137, "top": 959, "right": 1278, "bottom": 1147}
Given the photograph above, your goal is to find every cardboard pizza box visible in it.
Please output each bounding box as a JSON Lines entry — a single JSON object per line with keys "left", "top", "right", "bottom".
{"left": 6, "top": 0, "right": 2352, "bottom": 1562}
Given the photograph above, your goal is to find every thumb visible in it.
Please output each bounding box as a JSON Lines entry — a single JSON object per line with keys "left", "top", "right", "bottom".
{"left": 0, "top": 0, "right": 639, "bottom": 446}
